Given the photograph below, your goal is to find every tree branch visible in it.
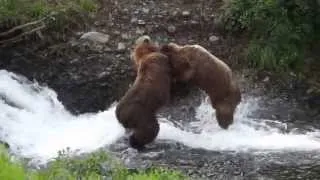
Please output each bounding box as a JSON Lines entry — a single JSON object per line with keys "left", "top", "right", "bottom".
{"left": 0, "top": 18, "right": 46, "bottom": 38}
{"left": 0, "top": 24, "right": 46, "bottom": 46}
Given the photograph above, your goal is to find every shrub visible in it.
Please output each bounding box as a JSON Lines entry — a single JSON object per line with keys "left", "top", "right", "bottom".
{"left": 221, "top": 0, "right": 320, "bottom": 71}
{"left": 0, "top": 145, "right": 187, "bottom": 180}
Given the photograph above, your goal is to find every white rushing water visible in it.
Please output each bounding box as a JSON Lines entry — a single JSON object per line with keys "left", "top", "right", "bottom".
{"left": 0, "top": 70, "right": 320, "bottom": 165}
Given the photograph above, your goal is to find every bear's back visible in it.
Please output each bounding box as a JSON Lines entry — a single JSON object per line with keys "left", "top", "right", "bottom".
{"left": 183, "top": 45, "right": 233, "bottom": 97}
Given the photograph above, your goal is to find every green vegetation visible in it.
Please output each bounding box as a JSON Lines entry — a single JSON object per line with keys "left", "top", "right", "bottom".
{"left": 0, "top": 0, "right": 98, "bottom": 45}
{"left": 0, "top": 0, "right": 97, "bottom": 22}
{"left": 0, "top": 145, "right": 187, "bottom": 180}
{"left": 221, "top": 0, "right": 320, "bottom": 72}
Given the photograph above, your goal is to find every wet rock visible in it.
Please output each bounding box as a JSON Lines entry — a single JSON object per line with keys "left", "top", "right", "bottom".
{"left": 97, "top": 71, "right": 109, "bottom": 78}
{"left": 94, "top": 21, "right": 105, "bottom": 26}
{"left": 172, "top": 10, "right": 179, "bottom": 16}
{"left": 190, "top": 20, "right": 199, "bottom": 25}
{"left": 136, "top": 27, "right": 145, "bottom": 35}
{"left": 209, "top": 35, "right": 219, "bottom": 42}
{"left": 167, "top": 25, "right": 176, "bottom": 34}
{"left": 121, "top": 33, "right": 130, "bottom": 40}
{"left": 182, "top": 10, "right": 191, "bottom": 17}
{"left": 113, "top": 30, "right": 121, "bottom": 35}
{"left": 142, "top": 7, "right": 150, "bottom": 14}
{"left": 137, "top": 19, "right": 146, "bottom": 25}
{"left": 117, "top": 42, "right": 126, "bottom": 50}
{"left": 80, "top": 31, "right": 110, "bottom": 44}
{"left": 131, "top": 17, "right": 138, "bottom": 23}
{"left": 263, "top": 76, "right": 270, "bottom": 82}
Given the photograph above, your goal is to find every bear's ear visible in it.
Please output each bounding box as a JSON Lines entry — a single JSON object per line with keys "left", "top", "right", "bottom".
{"left": 135, "top": 35, "right": 151, "bottom": 45}
{"left": 143, "top": 37, "right": 150, "bottom": 43}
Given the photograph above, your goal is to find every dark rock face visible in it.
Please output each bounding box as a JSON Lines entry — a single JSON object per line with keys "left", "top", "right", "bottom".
{"left": 0, "top": 0, "right": 244, "bottom": 114}
{"left": 0, "top": 43, "right": 135, "bottom": 114}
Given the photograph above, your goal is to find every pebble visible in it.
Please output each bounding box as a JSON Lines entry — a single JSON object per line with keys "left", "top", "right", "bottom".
{"left": 131, "top": 17, "right": 138, "bottom": 23}
{"left": 94, "top": 21, "right": 105, "bottom": 26}
{"left": 167, "top": 25, "right": 176, "bottom": 33}
{"left": 188, "top": 39, "right": 195, "bottom": 43}
{"left": 142, "top": 7, "right": 150, "bottom": 14}
{"left": 114, "top": 30, "right": 121, "bottom": 35}
{"left": 190, "top": 20, "right": 199, "bottom": 25}
{"left": 117, "top": 42, "right": 126, "bottom": 50}
{"left": 121, "top": 33, "right": 130, "bottom": 40}
{"left": 172, "top": 10, "right": 179, "bottom": 16}
{"left": 306, "top": 88, "right": 314, "bottom": 94}
{"left": 182, "top": 10, "right": 191, "bottom": 17}
{"left": 136, "top": 27, "right": 145, "bottom": 35}
{"left": 137, "top": 19, "right": 146, "bottom": 25}
{"left": 209, "top": 35, "right": 219, "bottom": 42}
{"left": 97, "top": 71, "right": 108, "bottom": 78}
{"left": 263, "top": 76, "right": 270, "bottom": 82}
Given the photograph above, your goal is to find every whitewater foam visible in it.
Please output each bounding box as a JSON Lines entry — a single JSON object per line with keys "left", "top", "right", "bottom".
{"left": 0, "top": 70, "right": 319, "bottom": 165}
{"left": 0, "top": 70, "right": 125, "bottom": 164}
{"left": 158, "top": 97, "right": 320, "bottom": 151}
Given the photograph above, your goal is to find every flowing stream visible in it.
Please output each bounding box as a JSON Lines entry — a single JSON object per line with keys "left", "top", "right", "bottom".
{"left": 0, "top": 69, "right": 320, "bottom": 179}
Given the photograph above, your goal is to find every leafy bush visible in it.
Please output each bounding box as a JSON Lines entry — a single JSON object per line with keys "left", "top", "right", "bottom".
{"left": 221, "top": 0, "right": 320, "bottom": 71}
{"left": 0, "top": 145, "right": 187, "bottom": 180}
{"left": 0, "top": 144, "right": 37, "bottom": 180}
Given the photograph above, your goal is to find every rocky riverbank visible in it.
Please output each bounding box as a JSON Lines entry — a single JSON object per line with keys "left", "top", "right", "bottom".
{"left": 1, "top": 0, "right": 318, "bottom": 115}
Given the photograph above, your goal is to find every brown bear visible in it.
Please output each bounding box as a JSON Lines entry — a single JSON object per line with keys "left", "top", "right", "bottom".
{"left": 115, "top": 36, "right": 171, "bottom": 151}
{"left": 160, "top": 42, "right": 241, "bottom": 129}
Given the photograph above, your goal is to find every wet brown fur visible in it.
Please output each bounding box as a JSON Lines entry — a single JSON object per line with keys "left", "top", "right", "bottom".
{"left": 161, "top": 43, "right": 241, "bottom": 129}
{"left": 116, "top": 37, "right": 171, "bottom": 150}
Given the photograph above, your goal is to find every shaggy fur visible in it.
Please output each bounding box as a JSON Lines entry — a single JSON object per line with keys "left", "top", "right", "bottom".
{"left": 161, "top": 43, "right": 241, "bottom": 129}
{"left": 116, "top": 36, "right": 171, "bottom": 150}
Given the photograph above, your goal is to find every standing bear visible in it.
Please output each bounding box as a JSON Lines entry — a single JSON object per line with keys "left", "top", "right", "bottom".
{"left": 161, "top": 42, "right": 241, "bottom": 129}
{"left": 115, "top": 36, "right": 172, "bottom": 150}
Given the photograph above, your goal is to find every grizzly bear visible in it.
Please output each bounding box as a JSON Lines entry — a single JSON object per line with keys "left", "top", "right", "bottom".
{"left": 160, "top": 42, "right": 241, "bottom": 129}
{"left": 115, "top": 36, "right": 171, "bottom": 150}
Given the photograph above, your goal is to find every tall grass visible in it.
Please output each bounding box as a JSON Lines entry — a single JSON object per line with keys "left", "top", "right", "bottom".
{"left": 0, "top": 0, "right": 97, "bottom": 21}
{"left": 0, "top": 145, "right": 187, "bottom": 180}
{"left": 221, "top": 0, "right": 320, "bottom": 72}
{"left": 0, "top": 0, "right": 98, "bottom": 36}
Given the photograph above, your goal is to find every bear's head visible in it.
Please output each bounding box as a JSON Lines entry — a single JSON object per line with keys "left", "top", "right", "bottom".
{"left": 160, "top": 42, "right": 193, "bottom": 82}
{"left": 131, "top": 35, "right": 159, "bottom": 70}
{"left": 215, "top": 80, "right": 241, "bottom": 129}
